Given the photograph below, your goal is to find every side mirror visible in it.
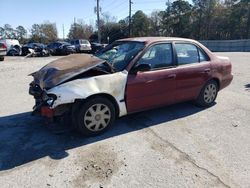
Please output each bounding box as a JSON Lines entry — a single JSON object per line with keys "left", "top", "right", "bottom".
{"left": 131, "top": 63, "right": 151, "bottom": 74}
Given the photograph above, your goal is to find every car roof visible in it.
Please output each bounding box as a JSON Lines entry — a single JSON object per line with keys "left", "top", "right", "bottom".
{"left": 117, "top": 37, "right": 215, "bottom": 60}
{"left": 117, "top": 37, "right": 198, "bottom": 44}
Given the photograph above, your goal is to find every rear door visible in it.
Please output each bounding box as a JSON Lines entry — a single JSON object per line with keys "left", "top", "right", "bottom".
{"left": 126, "top": 43, "right": 177, "bottom": 113}
{"left": 174, "top": 42, "right": 212, "bottom": 102}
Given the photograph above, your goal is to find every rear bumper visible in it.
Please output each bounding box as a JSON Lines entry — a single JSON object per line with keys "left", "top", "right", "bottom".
{"left": 80, "top": 46, "right": 91, "bottom": 51}
{"left": 0, "top": 50, "right": 7, "bottom": 56}
{"left": 220, "top": 74, "right": 233, "bottom": 90}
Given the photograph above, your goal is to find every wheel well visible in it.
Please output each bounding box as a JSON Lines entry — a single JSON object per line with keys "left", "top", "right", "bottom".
{"left": 74, "top": 93, "right": 120, "bottom": 118}
{"left": 211, "top": 78, "right": 220, "bottom": 90}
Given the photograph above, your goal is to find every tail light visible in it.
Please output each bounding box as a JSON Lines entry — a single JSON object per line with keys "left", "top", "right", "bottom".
{"left": 222, "top": 62, "right": 232, "bottom": 74}
{"left": 2, "top": 43, "right": 7, "bottom": 49}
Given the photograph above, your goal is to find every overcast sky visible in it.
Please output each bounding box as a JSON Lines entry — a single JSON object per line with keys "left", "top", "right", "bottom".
{"left": 0, "top": 0, "right": 190, "bottom": 38}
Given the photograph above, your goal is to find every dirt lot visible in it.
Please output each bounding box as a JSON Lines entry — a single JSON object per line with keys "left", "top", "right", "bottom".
{"left": 0, "top": 53, "right": 249, "bottom": 188}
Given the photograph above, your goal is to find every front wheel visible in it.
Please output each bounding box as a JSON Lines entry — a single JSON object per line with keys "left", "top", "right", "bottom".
{"left": 195, "top": 80, "right": 218, "bottom": 107}
{"left": 74, "top": 97, "right": 116, "bottom": 136}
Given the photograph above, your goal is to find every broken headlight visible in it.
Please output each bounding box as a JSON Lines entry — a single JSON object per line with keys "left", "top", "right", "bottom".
{"left": 42, "top": 92, "right": 57, "bottom": 106}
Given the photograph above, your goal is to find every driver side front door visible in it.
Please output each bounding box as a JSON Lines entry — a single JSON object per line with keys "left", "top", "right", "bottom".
{"left": 125, "top": 43, "right": 177, "bottom": 113}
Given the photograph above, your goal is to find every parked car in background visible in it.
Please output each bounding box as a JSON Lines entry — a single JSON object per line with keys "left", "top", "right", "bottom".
{"left": 90, "top": 42, "right": 105, "bottom": 54}
{"left": 22, "top": 43, "right": 49, "bottom": 57}
{"left": 29, "top": 37, "right": 233, "bottom": 136}
{"left": 70, "top": 39, "right": 91, "bottom": 53}
{"left": 0, "top": 39, "right": 20, "bottom": 52}
{"left": 7, "top": 45, "right": 22, "bottom": 56}
{"left": 0, "top": 42, "right": 7, "bottom": 61}
{"left": 47, "top": 41, "right": 76, "bottom": 55}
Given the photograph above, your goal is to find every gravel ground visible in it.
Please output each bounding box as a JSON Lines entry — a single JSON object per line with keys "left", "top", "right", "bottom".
{"left": 0, "top": 53, "right": 249, "bottom": 188}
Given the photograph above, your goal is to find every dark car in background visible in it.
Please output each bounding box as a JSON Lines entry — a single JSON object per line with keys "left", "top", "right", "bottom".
{"left": 22, "top": 43, "right": 48, "bottom": 57}
{"left": 70, "top": 39, "right": 91, "bottom": 53}
{"left": 0, "top": 42, "right": 7, "bottom": 61}
{"left": 90, "top": 42, "right": 105, "bottom": 54}
{"left": 47, "top": 42, "right": 76, "bottom": 55}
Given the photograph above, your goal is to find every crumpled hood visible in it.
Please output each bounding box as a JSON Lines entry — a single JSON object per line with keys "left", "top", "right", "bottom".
{"left": 31, "top": 54, "right": 105, "bottom": 89}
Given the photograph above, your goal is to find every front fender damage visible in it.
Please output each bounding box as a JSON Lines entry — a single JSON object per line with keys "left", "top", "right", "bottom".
{"left": 47, "top": 71, "right": 128, "bottom": 117}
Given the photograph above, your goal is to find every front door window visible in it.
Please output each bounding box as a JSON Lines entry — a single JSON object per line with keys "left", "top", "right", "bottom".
{"left": 137, "top": 43, "right": 174, "bottom": 70}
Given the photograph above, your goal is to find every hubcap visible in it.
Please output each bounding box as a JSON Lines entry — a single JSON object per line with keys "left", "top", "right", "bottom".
{"left": 84, "top": 104, "right": 111, "bottom": 132}
{"left": 204, "top": 83, "right": 217, "bottom": 103}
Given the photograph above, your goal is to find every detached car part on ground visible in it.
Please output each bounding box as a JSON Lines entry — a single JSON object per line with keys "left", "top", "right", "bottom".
{"left": 0, "top": 42, "right": 7, "bottom": 61}
{"left": 29, "top": 37, "right": 233, "bottom": 136}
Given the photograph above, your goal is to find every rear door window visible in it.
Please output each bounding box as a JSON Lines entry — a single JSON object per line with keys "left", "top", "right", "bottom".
{"left": 175, "top": 43, "right": 199, "bottom": 65}
{"left": 175, "top": 43, "right": 209, "bottom": 65}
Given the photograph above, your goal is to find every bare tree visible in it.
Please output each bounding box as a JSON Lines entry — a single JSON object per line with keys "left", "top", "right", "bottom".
{"left": 68, "top": 20, "right": 93, "bottom": 39}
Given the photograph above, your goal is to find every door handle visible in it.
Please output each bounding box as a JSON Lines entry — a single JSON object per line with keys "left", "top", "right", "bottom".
{"left": 145, "top": 74, "right": 176, "bottom": 83}
{"left": 201, "top": 68, "right": 211, "bottom": 73}
{"left": 167, "top": 74, "right": 176, "bottom": 79}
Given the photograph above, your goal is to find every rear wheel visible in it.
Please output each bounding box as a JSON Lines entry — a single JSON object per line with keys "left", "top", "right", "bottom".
{"left": 195, "top": 80, "right": 218, "bottom": 107}
{"left": 0, "top": 56, "right": 4, "bottom": 61}
{"left": 74, "top": 97, "right": 116, "bottom": 136}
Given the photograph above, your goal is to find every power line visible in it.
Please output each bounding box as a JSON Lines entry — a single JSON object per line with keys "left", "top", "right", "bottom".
{"left": 133, "top": 0, "right": 166, "bottom": 4}
{"left": 101, "top": 0, "right": 117, "bottom": 10}
{"left": 131, "top": 8, "right": 163, "bottom": 12}
{"left": 102, "top": 0, "right": 127, "bottom": 13}
{"left": 109, "top": 2, "right": 128, "bottom": 13}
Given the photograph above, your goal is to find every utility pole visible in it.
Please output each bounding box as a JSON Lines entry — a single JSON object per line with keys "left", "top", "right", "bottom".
{"left": 247, "top": 2, "right": 250, "bottom": 38}
{"left": 74, "top": 17, "right": 76, "bottom": 39}
{"left": 97, "top": 0, "right": 101, "bottom": 43}
{"left": 129, "top": 0, "right": 132, "bottom": 37}
{"left": 167, "top": 0, "right": 170, "bottom": 12}
{"left": 62, "top": 24, "right": 65, "bottom": 40}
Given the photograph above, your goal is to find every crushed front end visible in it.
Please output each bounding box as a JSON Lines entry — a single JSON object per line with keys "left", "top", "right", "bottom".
{"left": 29, "top": 81, "right": 57, "bottom": 118}
{"left": 28, "top": 54, "right": 106, "bottom": 118}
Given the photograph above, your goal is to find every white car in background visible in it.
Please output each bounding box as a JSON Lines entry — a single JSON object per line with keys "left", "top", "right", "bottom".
{"left": 70, "top": 39, "right": 91, "bottom": 53}
{"left": 0, "top": 39, "right": 21, "bottom": 52}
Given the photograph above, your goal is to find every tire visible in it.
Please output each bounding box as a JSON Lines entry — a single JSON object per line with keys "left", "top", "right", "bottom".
{"left": 74, "top": 97, "right": 116, "bottom": 136}
{"left": 195, "top": 80, "right": 218, "bottom": 107}
{"left": 0, "top": 56, "right": 4, "bottom": 61}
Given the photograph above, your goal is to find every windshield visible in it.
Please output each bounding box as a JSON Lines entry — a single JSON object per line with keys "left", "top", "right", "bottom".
{"left": 96, "top": 41, "right": 145, "bottom": 71}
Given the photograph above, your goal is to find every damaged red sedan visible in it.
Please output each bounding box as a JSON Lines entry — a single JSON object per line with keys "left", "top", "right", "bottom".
{"left": 29, "top": 37, "right": 233, "bottom": 135}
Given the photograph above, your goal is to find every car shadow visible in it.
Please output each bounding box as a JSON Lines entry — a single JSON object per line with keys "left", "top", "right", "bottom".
{"left": 0, "top": 102, "right": 211, "bottom": 171}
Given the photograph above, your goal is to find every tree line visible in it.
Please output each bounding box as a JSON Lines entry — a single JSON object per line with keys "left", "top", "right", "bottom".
{"left": 0, "top": 0, "right": 249, "bottom": 44}
{"left": 0, "top": 22, "right": 58, "bottom": 44}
